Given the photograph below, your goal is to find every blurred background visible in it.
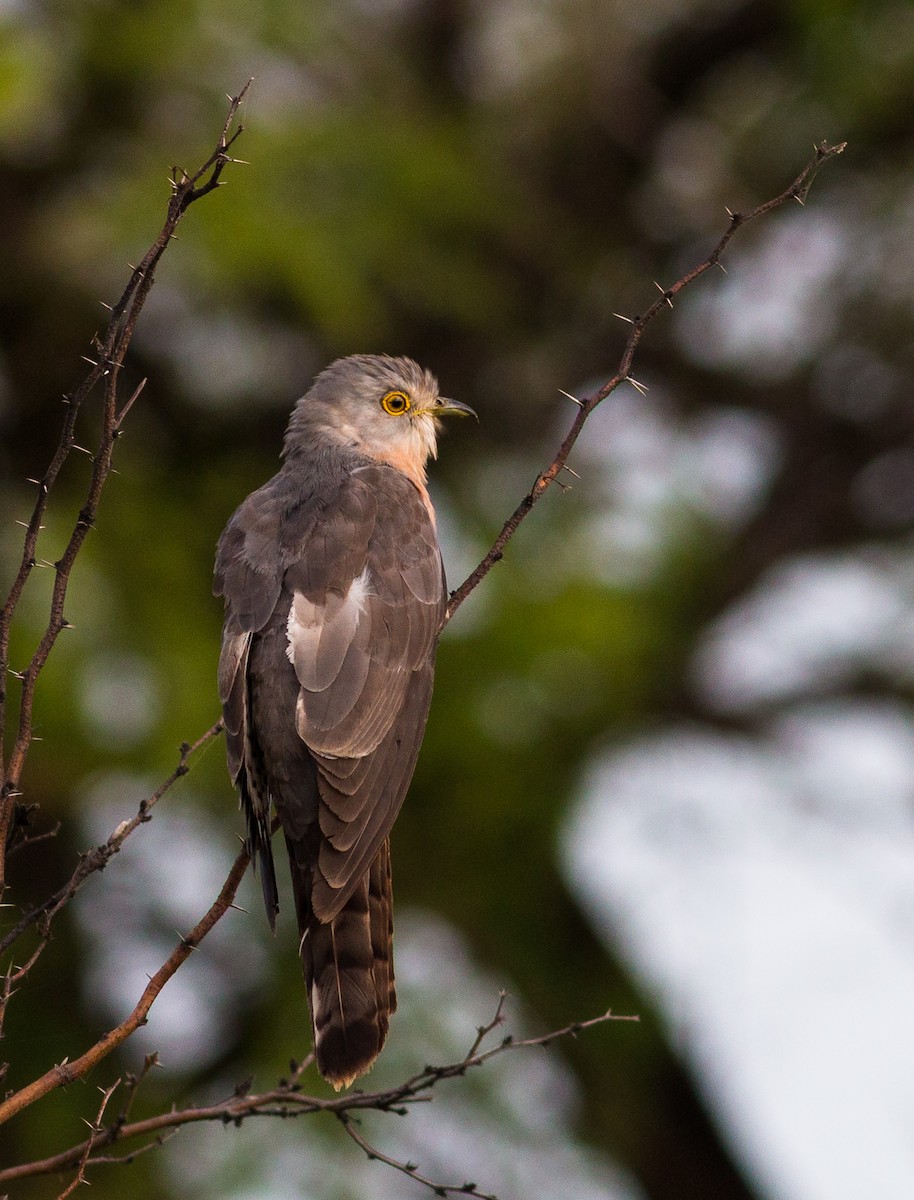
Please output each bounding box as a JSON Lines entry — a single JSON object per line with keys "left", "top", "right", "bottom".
{"left": 1, "top": 1, "right": 914, "bottom": 1197}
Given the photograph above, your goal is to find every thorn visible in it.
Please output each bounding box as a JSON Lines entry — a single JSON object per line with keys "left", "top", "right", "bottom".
{"left": 558, "top": 388, "right": 583, "bottom": 407}
{"left": 612, "top": 312, "right": 634, "bottom": 324}
{"left": 654, "top": 282, "right": 673, "bottom": 308}
{"left": 725, "top": 206, "right": 734, "bottom": 218}
{"left": 14, "top": 520, "right": 29, "bottom": 528}
{"left": 626, "top": 375, "right": 649, "bottom": 395}
{"left": 71, "top": 444, "right": 94, "bottom": 457}
{"left": 717, "top": 262, "right": 728, "bottom": 274}
{"left": 100, "top": 301, "right": 112, "bottom": 311}
{"left": 562, "top": 464, "right": 580, "bottom": 479}
{"left": 80, "top": 356, "right": 99, "bottom": 367}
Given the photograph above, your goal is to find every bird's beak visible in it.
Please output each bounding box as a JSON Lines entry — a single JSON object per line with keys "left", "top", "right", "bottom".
{"left": 434, "top": 397, "right": 478, "bottom": 420}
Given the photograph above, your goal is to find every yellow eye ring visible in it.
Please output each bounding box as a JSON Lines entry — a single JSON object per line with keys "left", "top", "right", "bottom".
{"left": 381, "top": 390, "right": 411, "bottom": 416}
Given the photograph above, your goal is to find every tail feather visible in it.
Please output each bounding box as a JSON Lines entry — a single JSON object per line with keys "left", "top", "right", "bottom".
{"left": 369, "top": 839, "right": 396, "bottom": 1037}
{"left": 287, "top": 835, "right": 395, "bottom": 1090}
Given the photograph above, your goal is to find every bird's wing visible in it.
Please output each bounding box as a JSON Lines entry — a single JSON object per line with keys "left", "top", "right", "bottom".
{"left": 215, "top": 477, "right": 297, "bottom": 924}
{"left": 284, "top": 463, "right": 445, "bottom": 920}
{"left": 216, "top": 462, "right": 445, "bottom": 923}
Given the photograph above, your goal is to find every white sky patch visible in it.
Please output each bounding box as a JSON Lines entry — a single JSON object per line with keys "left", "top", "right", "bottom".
{"left": 674, "top": 210, "right": 845, "bottom": 382}
{"left": 566, "top": 386, "right": 780, "bottom": 583}
{"left": 79, "top": 651, "right": 160, "bottom": 748}
{"left": 692, "top": 551, "right": 908, "bottom": 711}
{"left": 563, "top": 715, "right": 914, "bottom": 1200}
{"left": 137, "top": 286, "right": 318, "bottom": 410}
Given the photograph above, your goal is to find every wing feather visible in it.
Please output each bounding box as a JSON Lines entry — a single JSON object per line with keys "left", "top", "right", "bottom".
{"left": 216, "top": 455, "right": 445, "bottom": 928}
{"left": 311, "top": 663, "right": 436, "bottom": 918}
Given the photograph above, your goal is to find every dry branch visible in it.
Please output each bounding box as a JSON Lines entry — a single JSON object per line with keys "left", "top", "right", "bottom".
{"left": 0, "top": 81, "right": 252, "bottom": 880}
{"left": 0, "top": 996, "right": 634, "bottom": 1198}
{"left": 444, "top": 139, "right": 847, "bottom": 624}
{"left": 0, "top": 721, "right": 224, "bottom": 1045}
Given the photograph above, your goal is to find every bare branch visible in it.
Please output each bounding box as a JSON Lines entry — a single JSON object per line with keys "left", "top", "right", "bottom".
{"left": 0, "top": 81, "right": 251, "bottom": 882}
{"left": 0, "top": 999, "right": 634, "bottom": 1191}
{"left": 338, "top": 1113, "right": 499, "bottom": 1200}
{"left": 55, "top": 1079, "right": 121, "bottom": 1200}
{"left": 443, "top": 139, "right": 847, "bottom": 625}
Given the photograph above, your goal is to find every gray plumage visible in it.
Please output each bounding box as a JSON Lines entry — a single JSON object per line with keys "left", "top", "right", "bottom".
{"left": 214, "top": 354, "right": 473, "bottom": 1089}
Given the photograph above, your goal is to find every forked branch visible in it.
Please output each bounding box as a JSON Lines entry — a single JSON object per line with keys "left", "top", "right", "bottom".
{"left": 0, "top": 995, "right": 635, "bottom": 1199}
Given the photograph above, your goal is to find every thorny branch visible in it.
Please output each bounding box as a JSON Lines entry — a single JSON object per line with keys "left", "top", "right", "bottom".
{"left": 0, "top": 722, "right": 223, "bottom": 1041}
{"left": 444, "top": 139, "right": 847, "bottom": 624}
{"left": 0, "top": 995, "right": 635, "bottom": 1199}
{"left": 54, "top": 1079, "right": 121, "bottom": 1200}
{"left": 0, "top": 80, "right": 252, "bottom": 883}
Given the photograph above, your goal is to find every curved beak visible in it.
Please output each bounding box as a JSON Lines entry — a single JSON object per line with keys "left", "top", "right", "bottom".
{"left": 435, "top": 397, "right": 478, "bottom": 420}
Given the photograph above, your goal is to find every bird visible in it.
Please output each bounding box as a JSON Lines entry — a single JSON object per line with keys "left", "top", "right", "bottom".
{"left": 214, "top": 354, "right": 475, "bottom": 1089}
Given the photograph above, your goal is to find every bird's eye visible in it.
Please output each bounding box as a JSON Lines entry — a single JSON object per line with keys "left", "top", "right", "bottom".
{"left": 381, "top": 390, "right": 411, "bottom": 416}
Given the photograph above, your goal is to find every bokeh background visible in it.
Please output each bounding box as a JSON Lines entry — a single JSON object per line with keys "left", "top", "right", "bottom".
{"left": 2, "top": 1, "right": 914, "bottom": 1198}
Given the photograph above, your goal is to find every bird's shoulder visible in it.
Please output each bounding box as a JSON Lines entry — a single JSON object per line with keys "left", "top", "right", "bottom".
{"left": 215, "top": 450, "right": 442, "bottom": 625}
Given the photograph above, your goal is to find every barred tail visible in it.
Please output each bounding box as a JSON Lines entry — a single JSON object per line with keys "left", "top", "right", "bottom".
{"left": 287, "top": 836, "right": 396, "bottom": 1090}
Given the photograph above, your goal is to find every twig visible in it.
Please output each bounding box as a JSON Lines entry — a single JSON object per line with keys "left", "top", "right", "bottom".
{"left": 338, "top": 1113, "right": 499, "bottom": 1200}
{"left": 0, "top": 999, "right": 632, "bottom": 1189}
{"left": 117, "top": 1052, "right": 161, "bottom": 1127}
{"left": 4, "top": 814, "right": 59, "bottom": 860}
{"left": 55, "top": 1080, "right": 121, "bottom": 1200}
{"left": 443, "top": 139, "right": 847, "bottom": 624}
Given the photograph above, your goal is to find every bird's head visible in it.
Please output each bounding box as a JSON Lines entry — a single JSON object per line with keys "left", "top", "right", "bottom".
{"left": 284, "top": 355, "right": 475, "bottom": 486}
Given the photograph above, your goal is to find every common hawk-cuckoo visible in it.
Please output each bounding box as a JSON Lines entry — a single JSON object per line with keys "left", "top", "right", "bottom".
{"left": 215, "top": 355, "right": 473, "bottom": 1089}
